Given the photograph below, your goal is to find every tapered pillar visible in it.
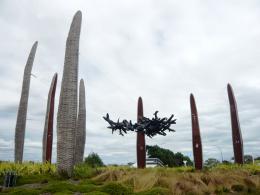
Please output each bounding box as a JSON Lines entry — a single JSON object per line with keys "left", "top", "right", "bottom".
{"left": 57, "top": 11, "right": 82, "bottom": 176}
{"left": 42, "top": 73, "right": 58, "bottom": 163}
{"left": 227, "top": 84, "right": 244, "bottom": 164}
{"left": 15, "top": 41, "right": 38, "bottom": 163}
{"left": 74, "top": 79, "right": 86, "bottom": 164}
{"left": 136, "top": 97, "right": 146, "bottom": 168}
{"left": 190, "top": 94, "right": 203, "bottom": 170}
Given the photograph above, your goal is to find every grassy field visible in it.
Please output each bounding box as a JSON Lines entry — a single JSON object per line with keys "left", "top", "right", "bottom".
{"left": 0, "top": 162, "right": 260, "bottom": 194}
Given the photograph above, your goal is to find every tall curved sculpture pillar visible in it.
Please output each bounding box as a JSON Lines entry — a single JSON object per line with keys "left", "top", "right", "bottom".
{"left": 136, "top": 97, "right": 146, "bottom": 168}
{"left": 190, "top": 94, "right": 203, "bottom": 170}
{"left": 15, "top": 41, "right": 38, "bottom": 163}
{"left": 227, "top": 84, "right": 244, "bottom": 164}
{"left": 57, "top": 11, "right": 82, "bottom": 176}
{"left": 74, "top": 79, "right": 86, "bottom": 164}
{"left": 42, "top": 73, "right": 58, "bottom": 163}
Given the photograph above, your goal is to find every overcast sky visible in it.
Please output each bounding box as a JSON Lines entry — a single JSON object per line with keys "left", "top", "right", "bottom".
{"left": 0, "top": 0, "right": 259, "bottom": 164}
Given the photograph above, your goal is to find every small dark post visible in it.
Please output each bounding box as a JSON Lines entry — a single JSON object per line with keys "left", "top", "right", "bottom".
{"left": 190, "top": 94, "right": 203, "bottom": 170}
{"left": 227, "top": 83, "right": 244, "bottom": 164}
{"left": 137, "top": 97, "right": 146, "bottom": 168}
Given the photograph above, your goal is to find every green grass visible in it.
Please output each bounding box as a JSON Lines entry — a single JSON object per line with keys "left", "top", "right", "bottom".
{"left": 0, "top": 162, "right": 259, "bottom": 194}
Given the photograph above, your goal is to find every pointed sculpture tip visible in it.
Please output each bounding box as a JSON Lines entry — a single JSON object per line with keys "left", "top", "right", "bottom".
{"left": 190, "top": 93, "right": 194, "bottom": 100}
{"left": 74, "top": 10, "right": 82, "bottom": 21}
{"left": 54, "top": 72, "right": 58, "bottom": 79}
{"left": 32, "top": 41, "right": 38, "bottom": 49}
{"left": 227, "top": 83, "right": 234, "bottom": 94}
{"left": 80, "top": 78, "right": 84, "bottom": 85}
{"left": 75, "top": 10, "right": 82, "bottom": 16}
{"left": 68, "top": 10, "right": 82, "bottom": 37}
{"left": 80, "top": 79, "right": 85, "bottom": 88}
{"left": 227, "top": 83, "right": 232, "bottom": 89}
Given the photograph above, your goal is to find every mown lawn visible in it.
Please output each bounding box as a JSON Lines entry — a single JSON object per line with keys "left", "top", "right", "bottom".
{"left": 0, "top": 162, "right": 260, "bottom": 194}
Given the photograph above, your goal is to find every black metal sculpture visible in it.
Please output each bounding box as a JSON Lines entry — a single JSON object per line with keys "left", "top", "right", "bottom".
{"left": 103, "top": 111, "right": 176, "bottom": 138}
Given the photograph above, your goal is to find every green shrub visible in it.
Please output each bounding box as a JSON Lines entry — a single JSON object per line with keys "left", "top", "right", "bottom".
{"left": 0, "top": 162, "right": 56, "bottom": 177}
{"left": 231, "top": 184, "right": 244, "bottom": 192}
{"left": 84, "top": 153, "right": 104, "bottom": 168}
{"left": 73, "top": 164, "right": 101, "bottom": 179}
{"left": 136, "top": 187, "right": 170, "bottom": 195}
{"left": 100, "top": 182, "right": 133, "bottom": 195}
{"left": 1, "top": 188, "right": 40, "bottom": 195}
{"left": 41, "top": 181, "right": 76, "bottom": 193}
{"left": 86, "top": 192, "right": 109, "bottom": 195}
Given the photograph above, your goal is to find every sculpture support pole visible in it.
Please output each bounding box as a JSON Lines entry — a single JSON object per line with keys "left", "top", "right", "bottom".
{"left": 136, "top": 97, "right": 146, "bottom": 168}
{"left": 190, "top": 94, "right": 203, "bottom": 170}
{"left": 227, "top": 84, "right": 244, "bottom": 164}
{"left": 57, "top": 11, "right": 82, "bottom": 176}
{"left": 15, "top": 41, "right": 38, "bottom": 163}
{"left": 42, "top": 73, "right": 58, "bottom": 163}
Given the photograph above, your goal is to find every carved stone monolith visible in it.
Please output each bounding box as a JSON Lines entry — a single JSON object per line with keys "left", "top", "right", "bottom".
{"left": 42, "top": 73, "right": 58, "bottom": 163}
{"left": 57, "top": 11, "right": 82, "bottom": 176}
{"left": 74, "top": 79, "right": 86, "bottom": 164}
{"left": 190, "top": 94, "right": 203, "bottom": 170}
{"left": 137, "top": 97, "right": 146, "bottom": 168}
{"left": 14, "top": 41, "right": 38, "bottom": 163}
{"left": 227, "top": 83, "right": 244, "bottom": 164}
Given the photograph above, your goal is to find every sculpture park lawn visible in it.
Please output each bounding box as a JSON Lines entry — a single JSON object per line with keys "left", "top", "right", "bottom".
{"left": 0, "top": 162, "right": 260, "bottom": 194}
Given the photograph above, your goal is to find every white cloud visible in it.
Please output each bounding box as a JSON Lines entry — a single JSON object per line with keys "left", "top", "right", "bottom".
{"left": 0, "top": 0, "right": 260, "bottom": 164}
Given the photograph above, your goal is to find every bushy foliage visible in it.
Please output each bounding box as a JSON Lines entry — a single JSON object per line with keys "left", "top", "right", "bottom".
{"left": 85, "top": 153, "right": 104, "bottom": 168}
{"left": 100, "top": 182, "right": 133, "bottom": 195}
{"left": 244, "top": 155, "right": 254, "bottom": 164}
{"left": 0, "top": 162, "right": 56, "bottom": 177}
{"left": 74, "top": 163, "right": 101, "bottom": 179}
{"left": 204, "top": 158, "right": 220, "bottom": 168}
{"left": 146, "top": 145, "right": 193, "bottom": 167}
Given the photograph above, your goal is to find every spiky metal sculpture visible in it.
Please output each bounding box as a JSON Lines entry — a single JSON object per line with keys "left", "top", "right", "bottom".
{"left": 103, "top": 97, "right": 176, "bottom": 168}
{"left": 42, "top": 73, "right": 58, "bottom": 163}
{"left": 74, "top": 79, "right": 86, "bottom": 164}
{"left": 103, "top": 110, "right": 176, "bottom": 137}
{"left": 190, "top": 94, "right": 203, "bottom": 170}
{"left": 227, "top": 83, "right": 244, "bottom": 164}
{"left": 14, "top": 41, "right": 38, "bottom": 163}
{"left": 57, "top": 11, "right": 82, "bottom": 176}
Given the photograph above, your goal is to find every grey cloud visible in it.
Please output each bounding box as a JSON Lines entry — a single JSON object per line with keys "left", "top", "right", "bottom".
{"left": 0, "top": 0, "right": 260, "bottom": 164}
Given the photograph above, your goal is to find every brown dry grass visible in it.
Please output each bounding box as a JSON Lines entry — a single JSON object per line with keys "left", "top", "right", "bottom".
{"left": 93, "top": 165, "right": 260, "bottom": 194}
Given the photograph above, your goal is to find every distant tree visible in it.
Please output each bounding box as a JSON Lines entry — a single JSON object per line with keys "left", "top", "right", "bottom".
{"left": 232, "top": 155, "right": 254, "bottom": 164}
{"left": 183, "top": 155, "right": 193, "bottom": 166}
{"left": 204, "top": 158, "right": 219, "bottom": 167}
{"left": 127, "top": 162, "right": 134, "bottom": 166}
{"left": 84, "top": 153, "right": 104, "bottom": 167}
{"left": 222, "top": 160, "right": 231, "bottom": 165}
{"left": 244, "top": 155, "right": 253, "bottom": 164}
{"left": 146, "top": 145, "right": 193, "bottom": 167}
{"left": 255, "top": 156, "right": 260, "bottom": 160}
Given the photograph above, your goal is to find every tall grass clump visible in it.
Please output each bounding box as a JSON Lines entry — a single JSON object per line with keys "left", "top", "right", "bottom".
{"left": 0, "top": 162, "right": 56, "bottom": 177}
